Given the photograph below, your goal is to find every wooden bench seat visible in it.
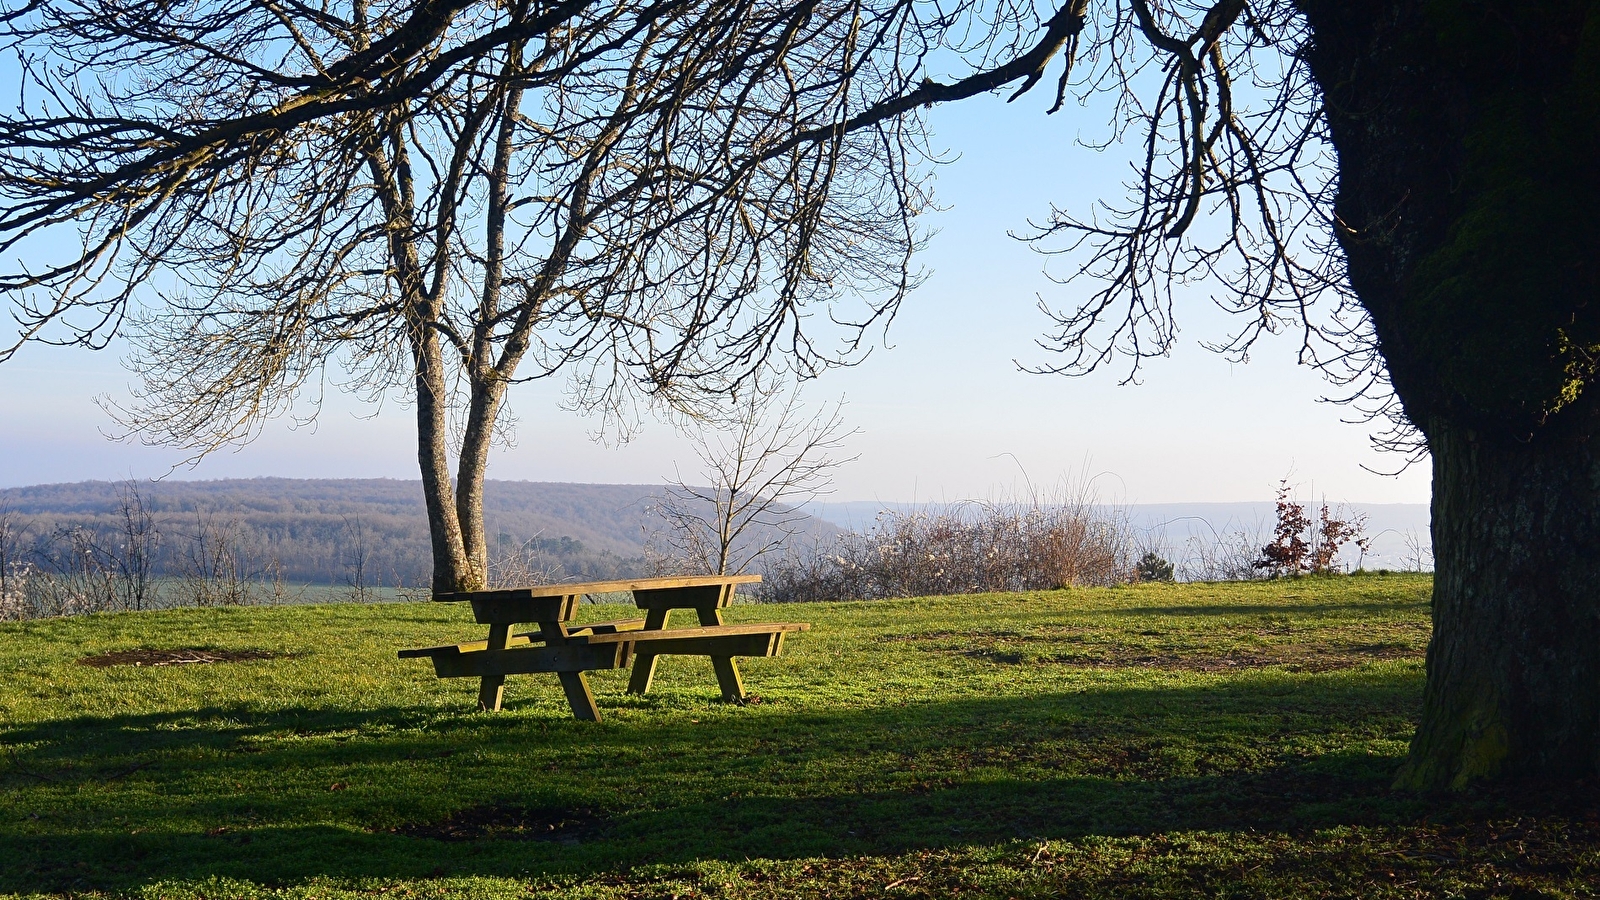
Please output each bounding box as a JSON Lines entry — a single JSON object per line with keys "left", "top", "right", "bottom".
{"left": 568, "top": 618, "right": 648, "bottom": 636}
{"left": 396, "top": 618, "right": 649, "bottom": 659}
{"left": 572, "top": 622, "right": 808, "bottom": 659}
{"left": 403, "top": 640, "right": 633, "bottom": 679}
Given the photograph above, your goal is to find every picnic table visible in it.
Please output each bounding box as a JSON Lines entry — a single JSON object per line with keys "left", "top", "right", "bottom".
{"left": 398, "top": 575, "right": 808, "bottom": 721}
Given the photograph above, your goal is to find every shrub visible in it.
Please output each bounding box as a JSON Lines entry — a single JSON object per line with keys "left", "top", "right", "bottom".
{"left": 1253, "top": 479, "right": 1369, "bottom": 577}
{"left": 1135, "top": 551, "right": 1175, "bottom": 582}
{"left": 762, "top": 492, "right": 1136, "bottom": 602}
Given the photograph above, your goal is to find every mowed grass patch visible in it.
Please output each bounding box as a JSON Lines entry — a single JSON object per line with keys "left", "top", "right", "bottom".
{"left": 2, "top": 573, "right": 1596, "bottom": 898}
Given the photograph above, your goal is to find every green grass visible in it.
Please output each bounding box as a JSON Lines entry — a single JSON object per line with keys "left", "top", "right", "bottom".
{"left": 2, "top": 573, "right": 1596, "bottom": 898}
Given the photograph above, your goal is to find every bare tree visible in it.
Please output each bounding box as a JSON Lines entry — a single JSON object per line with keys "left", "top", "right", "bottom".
{"left": 0, "top": 504, "right": 27, "bottom": 619}
{"left": 653, "top": 388, "right": 854, "bottom": 576}
{"left": 342, "top": 515, "right": 372, "bottom": 603}
{"left": 0, "top": 0, "right": 1077, "bottom": 363}
{"left": 114, "top": 481, "right": 159, "bottom": 611}
{"left": 173, "top": 509, "right": 255, "bottom": 608}
{"left": 3, "top": 0, "right": 972, "bottom": 593}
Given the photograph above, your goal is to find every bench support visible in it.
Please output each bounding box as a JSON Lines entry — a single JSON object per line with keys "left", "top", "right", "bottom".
{"left": 558, "top": 671, "right": 600, "bottom": 721}
{"left": 699, "top": 605, "right": 746, "bottom": 702}
{"left": 625, "top": 604, "right": 749, "bottom": 702}
{"left": 625, "top": 607, "right": 671, "bottom": 695}
{"left": 408, "top": 622, "right": 623, "bottom": 720}
{"left": 476, "top": 623, "right": 511, "bottom": 712}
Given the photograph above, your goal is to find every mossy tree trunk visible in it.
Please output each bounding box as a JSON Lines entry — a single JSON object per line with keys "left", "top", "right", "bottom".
{"left": 1299, "top": 0, "right": 1600, "bottom": 786}
{"left": 1403, "top": 421, "right": 1600, "bottom": 787}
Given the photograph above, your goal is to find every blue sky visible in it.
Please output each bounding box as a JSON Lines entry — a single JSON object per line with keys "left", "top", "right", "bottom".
{"left": 0, "top": 91, "right": 1431, "bottom": 505}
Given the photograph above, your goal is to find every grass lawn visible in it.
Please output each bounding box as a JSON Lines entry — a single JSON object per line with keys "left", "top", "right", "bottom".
{"left": 2, "top": 573, "right": 1597, "bottom": 898}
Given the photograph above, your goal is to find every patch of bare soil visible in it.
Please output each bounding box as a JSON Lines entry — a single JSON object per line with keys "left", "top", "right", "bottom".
{"left": 77, "top": 648, "right": 283, "bottom": 668}
{"left": 390, "top": 804, "right": 608, "bottom": 842}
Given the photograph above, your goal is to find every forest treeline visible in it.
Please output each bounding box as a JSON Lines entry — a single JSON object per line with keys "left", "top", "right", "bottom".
{"left": 0, "top": 479, "right": 695, "bottom": 589}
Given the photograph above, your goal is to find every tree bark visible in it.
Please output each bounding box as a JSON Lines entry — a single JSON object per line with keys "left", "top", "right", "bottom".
{"left": 1299, "top": 0, "right": 1600, "bottom": 786}
{"left": 454, "top": 380, "right": 504, "bottom": 587}
{"left": 1398, "top": 420, "right": 1600, "bottom": 788}
{"left": 366, "top": 110, "right": 475, "bottom": 595}
{"left": 452, "top": 69, "right": 525, "bottom": 592}
{"left": 414, "top": 324, "right": 474, "bottom": 593}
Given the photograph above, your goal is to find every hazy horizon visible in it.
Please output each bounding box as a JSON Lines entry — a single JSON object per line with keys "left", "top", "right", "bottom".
{"left": 0, "top": 473, "right": 1432, "bottom": 508}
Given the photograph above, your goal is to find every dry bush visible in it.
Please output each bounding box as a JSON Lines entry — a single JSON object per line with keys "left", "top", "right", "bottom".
{"left": 1177, "top": 527, "right": 1265, "bottom": 583}
{"left": 486, "top": 537, "right": 564, "bottom": 589}
{"left": 27, "top": 526, "right": 120, "bottom": 615}
{"left": 169, "top": 510, "right": 258, "bottom": 607}
{"left": 0, "top": 520, "right": 142, "bottom": 619}
{"left": 762, "top": 490, "right": 1135, "bottom": 602}
{"left": 0, "top": 505, "right": 27, "bottom": 621}
{"left": 0, "top": 561, "right": 30, "bottom": 621}
{"left": 1252, "top": 480, "right": 1371, "bottom": 578}
{"left": 0, "top": 498, "right": 160, "bottom": 618}
{"left": 1132, "top": 512, "right": 1268, "bottom": 584}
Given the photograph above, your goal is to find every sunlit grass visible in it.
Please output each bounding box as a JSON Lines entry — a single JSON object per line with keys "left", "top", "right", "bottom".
{"left": 3, "top": 573, "right": 1596, "bottom": 898}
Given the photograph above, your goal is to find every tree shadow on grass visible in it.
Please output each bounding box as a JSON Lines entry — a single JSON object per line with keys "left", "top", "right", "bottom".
{"left": 0, "top": 668, "right": 1494, "bottom": 894}
{"left": 1116, "top": 599, "right": 1429, "bottom": 618}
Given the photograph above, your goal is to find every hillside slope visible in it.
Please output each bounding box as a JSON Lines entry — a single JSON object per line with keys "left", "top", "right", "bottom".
{"left": 0, "top": 479, "right": 841, "bottom": 586}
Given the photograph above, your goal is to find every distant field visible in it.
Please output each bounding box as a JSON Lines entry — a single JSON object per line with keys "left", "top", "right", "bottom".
{"left": 149, "top": 580, "right": 424, "bottom": 607}
{"left": 3, "top": 574, "right": 1597, "bottom": 899}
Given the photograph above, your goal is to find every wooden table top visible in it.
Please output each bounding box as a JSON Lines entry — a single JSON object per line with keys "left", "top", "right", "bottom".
{"left": 432, "top": 574, "right": 761, "bottom": 604}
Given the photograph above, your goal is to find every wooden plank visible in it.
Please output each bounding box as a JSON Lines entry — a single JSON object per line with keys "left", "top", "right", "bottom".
{"left": 399, "top": 632, "right": 538, "bottom": 658}
{"left": 429, "top": 642, "right": 631, "bottom": 679}
{"left": 579, "top": 622, "right": 810, "bottom": 644}
{"left": 567, "top": 618, "right": 647, "bottom": 635}
{"left": 613, "top": 632, "right": 785, "bottom": 659}
{"left": 467, "top": 593, "right": 576, "bottom": 625}
{"left": 479, "top": 621, "right": 642, "bottom": 647}
{"left": 634, "top": 583, "right": 731, "bottom": 611}
{"left": 433, "top": 574, "right": 760, "bottom": 603}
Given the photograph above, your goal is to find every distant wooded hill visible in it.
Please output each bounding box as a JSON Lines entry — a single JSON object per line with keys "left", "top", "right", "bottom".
{"left": 0, "top": 479, "right": 841, "bottom": 587}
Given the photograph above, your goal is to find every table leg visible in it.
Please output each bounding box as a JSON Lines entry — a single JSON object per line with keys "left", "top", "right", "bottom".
{"left": 558, "top": 672, "right": 602, "bottom": 721}
{"left": 536, "top": 617, "right": 603, "bottom": 721}
{"left": 626, "top": 608, "right": 672, "bottom": 695}
{"left": 695, "top": 606, "right": 746, "bottom": 702}
{"left": 477, "top": 622, "right": 511, "bottom": 712}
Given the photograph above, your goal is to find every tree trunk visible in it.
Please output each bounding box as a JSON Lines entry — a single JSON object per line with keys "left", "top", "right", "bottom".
{"left": 452, "top": 73, "right": 524, "bottom": 592}
{"left": 455, "top": 380, "right": 504, "bottom": 588}
{"left": 1297, "top": 0, "right": 1600, "bottom": 785}
{"left": 414, "top": 325, "right": 475, "bottom": 593}
{"left": 1396, "top": 420, "right": 1600, "bottom": 788}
